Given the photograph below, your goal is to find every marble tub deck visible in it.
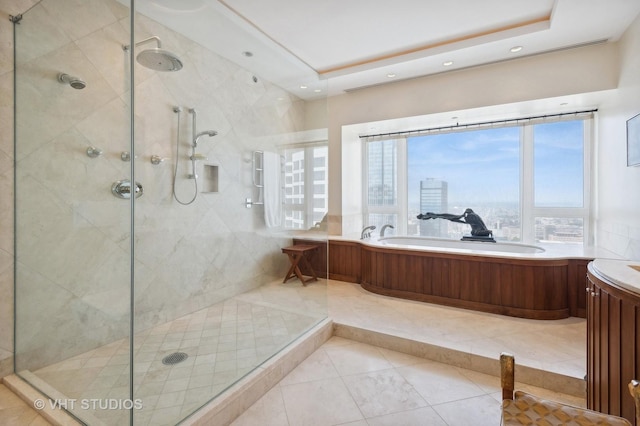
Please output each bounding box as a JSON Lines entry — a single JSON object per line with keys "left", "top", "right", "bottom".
{"left": 1, "top": 279, "right": 586, "bottom": 425}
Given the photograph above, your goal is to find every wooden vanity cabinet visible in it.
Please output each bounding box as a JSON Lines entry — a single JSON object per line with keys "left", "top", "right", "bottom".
{"left": 586, "top": 263, "right": 640, "bottom": 424}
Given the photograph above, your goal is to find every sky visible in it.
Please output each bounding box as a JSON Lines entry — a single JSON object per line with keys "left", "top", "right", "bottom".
{"left": 406, "top": 120, "right": 584, "bottom": 210}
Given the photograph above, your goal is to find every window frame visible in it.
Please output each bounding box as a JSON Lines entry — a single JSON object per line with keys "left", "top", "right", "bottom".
{"left": 282, "top": 142, "right": 328, "bottom": 230}
{"left": 363, "top": 138, "right": 407, "bottom": 235}
{"left": 362, "top": 116, "right": 593, "bottom": 246}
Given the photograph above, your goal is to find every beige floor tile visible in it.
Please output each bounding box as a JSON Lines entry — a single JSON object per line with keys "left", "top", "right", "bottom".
{"left": 324, "top": 342, "right": 394, "bottom": 376}
{"left": 377, "top": 347, "right": 431, "bottom": 368}
{"left": 0, "top": 385, "right": 29, "bottom": 409}
{"left": 0, "top": 385, "right": 52, "bottom": 426}
{"left": 280, "top": 377, "right": 364, "bottom": 426}
{"left": 230, "top": 386, "right": 288, "bottom": 426}
{"left": 432, "top": 394, "right": 501, "bottom": 426}
{"left": 456, "top": 368, "right": 502, "bottom": 395}
{"left": 365, "top": 406, "right": 447, "bottom": 426}
{"left": 396, "top": 361, "right": 486, "bottom": 405}
{"left": 341, "top": 368, "right": 428, "bottom": 418}
{"left": 279, "top": 349, "right": 340, "bottom": 386}
{"left": 0, "top": 406, "right": 41, "bottom": 425}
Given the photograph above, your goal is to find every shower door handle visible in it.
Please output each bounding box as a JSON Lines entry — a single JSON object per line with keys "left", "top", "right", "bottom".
{"left": 111, "top": 180, "right": 143, "bottom": 199}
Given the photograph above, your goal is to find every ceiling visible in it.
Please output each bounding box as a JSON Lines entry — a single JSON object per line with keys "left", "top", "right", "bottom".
{"left": 138, "top": 0, "right": 640, "bottom": 100}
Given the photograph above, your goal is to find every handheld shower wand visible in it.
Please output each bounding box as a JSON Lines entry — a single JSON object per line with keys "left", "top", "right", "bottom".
{"left": 187, "top": 108, "right": 217, "bottom": 178}
{"left": 188, "top": 108, "right": 217, "bottom": 146}
{"left": 193, "top": 130, "right": 218, "bottom": 147}
{"left": 172, "top": 106, "right": 218, "bottom": 205}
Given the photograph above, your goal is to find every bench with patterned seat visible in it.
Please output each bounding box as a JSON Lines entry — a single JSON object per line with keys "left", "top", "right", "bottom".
{"left": 500, "top": 352, "right": 640, "bottom": 426}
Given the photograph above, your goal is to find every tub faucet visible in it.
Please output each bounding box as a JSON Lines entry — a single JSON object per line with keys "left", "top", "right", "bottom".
{"left": 380, "top": 224, "right": 395, "bottom": 237}
{"left": 361, "top": 225, "right": 376, "bottom": 239}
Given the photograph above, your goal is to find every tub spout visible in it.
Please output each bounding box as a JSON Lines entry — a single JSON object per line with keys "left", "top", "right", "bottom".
{"left": 361, "top": 225, "right": 376, "bottom": 240}
{"left": 380, "top": 224, "right": 394, "bottom": 237}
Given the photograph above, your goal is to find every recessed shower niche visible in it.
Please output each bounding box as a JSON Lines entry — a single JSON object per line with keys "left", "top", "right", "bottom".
{"left": 202, "top": 163, "right": 219, "bottom": 193}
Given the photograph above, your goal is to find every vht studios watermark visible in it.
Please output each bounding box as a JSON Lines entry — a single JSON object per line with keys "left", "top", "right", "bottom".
{"left": 34, "top": 398, "right": 143, "bottom": 411}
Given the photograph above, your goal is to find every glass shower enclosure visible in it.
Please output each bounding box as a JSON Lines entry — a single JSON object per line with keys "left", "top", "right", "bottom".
{"left": 12, "top": 0, "right": 328, "bottom": 424}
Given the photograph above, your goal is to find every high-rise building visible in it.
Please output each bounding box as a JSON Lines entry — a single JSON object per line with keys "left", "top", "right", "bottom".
{"left": 419, "top": 179, "right": 448, "bottom": 237}
{"left": 283, "top": 146, "right": 328, "bottom": 229}
{"left": 367, "top": 140, "right": 397, "bottom": 207}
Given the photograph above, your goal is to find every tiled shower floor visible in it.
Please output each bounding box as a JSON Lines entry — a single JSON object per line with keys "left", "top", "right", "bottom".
{"left": 17, "top": 278, "right": 586, "bottom": 425}
{"left": 27, "top": 279, "right": 328, "bottom": 425}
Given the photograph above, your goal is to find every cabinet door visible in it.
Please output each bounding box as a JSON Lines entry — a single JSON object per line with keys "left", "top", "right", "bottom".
{"left": 586, "top": 274, "right": 600, "bottom": 410}
{"left": 586, "top": 274, "right": 593, "bottom": 408}
{"left": 587, "top": 269, "right": 640, "bottom": 424}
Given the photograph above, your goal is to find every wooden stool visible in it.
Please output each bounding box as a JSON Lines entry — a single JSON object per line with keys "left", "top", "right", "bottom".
{"left": 281, "top": 244, "right": 318, "bottom": 285}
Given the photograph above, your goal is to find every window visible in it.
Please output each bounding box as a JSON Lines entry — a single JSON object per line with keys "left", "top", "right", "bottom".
{"left": 283, "top": 144, "right": 328, "bottom": 229}
{"left": 365, "top": 139, "right": 405, "bottom": 231}
{"left": 363, "top": 116, "right": 592, "bottom": 244}
{"left": 534, "top": 121, "right": 584, "bottom": 208}
{"left": 408, "top": 127, "right": 520, "bottom": 240}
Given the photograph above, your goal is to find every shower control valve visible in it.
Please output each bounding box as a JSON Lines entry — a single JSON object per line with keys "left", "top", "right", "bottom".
{"left": 150, "top": 155, "right": 166, "bottom": 165}
{"left": 86, "top": 146, "right": 103, "bottom": 158}
{"left": 121, "top": 151, "right": 137, "bottom": 162}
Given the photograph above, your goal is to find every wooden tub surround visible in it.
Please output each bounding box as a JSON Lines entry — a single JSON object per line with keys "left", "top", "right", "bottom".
{"left": 292, "top": 238, "right": 593, "bottom": 320}
{"left": 360, "top": 244, "right": 578, "bottom": 320}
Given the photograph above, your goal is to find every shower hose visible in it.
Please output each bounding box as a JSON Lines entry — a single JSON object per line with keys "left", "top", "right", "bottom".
{"left": 172, "top": 107, "right": 198, "bottom": 205}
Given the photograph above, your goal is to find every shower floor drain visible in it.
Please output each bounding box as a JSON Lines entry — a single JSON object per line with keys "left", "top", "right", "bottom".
{"left": 162, "top": 352, "right": 189, "bottom": 365}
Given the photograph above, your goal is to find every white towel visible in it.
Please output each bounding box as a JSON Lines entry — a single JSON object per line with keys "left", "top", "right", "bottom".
{"left": 263, "top": 151, "right": 282, "bottom": 228}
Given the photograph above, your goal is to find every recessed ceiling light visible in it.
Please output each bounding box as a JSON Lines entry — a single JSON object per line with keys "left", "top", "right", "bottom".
{"left": 299, "top": 85, "right": 307, "bottom": 89}
{"left": 242, "top": 51, "right": 253, "bottom": 57}
{"left": 314, "top": 89, "right": 322, "bottom": 93}
{"left": 387, "top": 73, "right": 396, "bottom": 78}
{"left": 443, "top": 61, "right": 454, "bottom": 67}
{"left": 510, "top": 46, "right": 523, "bottom": 53}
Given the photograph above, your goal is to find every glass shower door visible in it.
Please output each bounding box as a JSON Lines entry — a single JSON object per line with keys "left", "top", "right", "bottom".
{"left": 13, "top": 0, "right": 329, "bottom": 424}
{"left": 13, "top": 0, "right": 134, "bottom": 424}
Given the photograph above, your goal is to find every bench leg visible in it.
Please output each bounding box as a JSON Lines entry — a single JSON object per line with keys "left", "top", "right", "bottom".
{"left": 299, "top": 253, "right": 318, "bottom": 281}
{"left": 283, "top": 253, "right": 301, "bottom": 283}
{"left": 283, "top": 253, "right": 317, "bottom": 286}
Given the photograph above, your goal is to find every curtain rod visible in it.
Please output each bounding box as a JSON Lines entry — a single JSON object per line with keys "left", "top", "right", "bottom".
{"left": 359, "top": 109, "right": 598, "bottom": 140}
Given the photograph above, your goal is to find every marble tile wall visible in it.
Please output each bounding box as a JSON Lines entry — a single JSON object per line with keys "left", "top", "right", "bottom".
{"left": 6, "top": 0, "right": 313, "bottom": 371}
{"left": 597, "top": 221, "right": 640, "bottom": 261}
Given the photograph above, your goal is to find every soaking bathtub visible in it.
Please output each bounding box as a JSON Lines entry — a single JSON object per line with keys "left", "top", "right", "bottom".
{"left": 377, "top": 236, "right": 546, "bottom": 254}
{"left": 354, "top": 236, "right": 582, "bottom": 319}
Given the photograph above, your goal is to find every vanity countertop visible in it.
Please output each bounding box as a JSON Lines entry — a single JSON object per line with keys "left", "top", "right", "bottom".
{"left": 591, "top": 258, "right": 640, "bottom": 295}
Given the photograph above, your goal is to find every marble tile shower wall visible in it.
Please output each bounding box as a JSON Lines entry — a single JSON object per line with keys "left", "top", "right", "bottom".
{"left": 6, "top": 0, "right": 306, "bottom": 371}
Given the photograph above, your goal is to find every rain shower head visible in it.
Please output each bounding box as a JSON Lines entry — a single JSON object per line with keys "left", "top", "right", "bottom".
{"left": 124, "top": 36, "right": 183, "bottom": 72}
{"left": 136, "top": 48, "right": 183, "bottom": 72}
{"left": 58, "top": 73, "right": 86, "bottom": 89}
